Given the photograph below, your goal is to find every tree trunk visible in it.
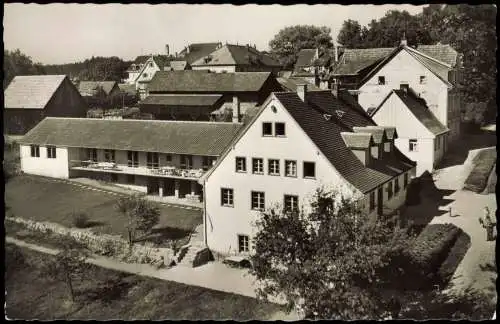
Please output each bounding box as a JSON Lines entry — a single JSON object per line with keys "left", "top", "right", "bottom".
{"left": 128, "top": 230, "right": 133, "bottom": 246}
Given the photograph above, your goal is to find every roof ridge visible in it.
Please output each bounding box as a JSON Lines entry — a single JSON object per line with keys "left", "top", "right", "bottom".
{"left": 44, "top": 117, "right": 242, "bottom": 125}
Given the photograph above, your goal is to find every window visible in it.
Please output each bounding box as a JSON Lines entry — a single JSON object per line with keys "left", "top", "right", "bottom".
{"left": 180, "top": 155, "right": 193, "bottom": 169}
{"left": 284, "top": 195, "right": 299, "bottom": 213}
{"left": 369, "top": 191, "right": 376, "bottom": 211}
{"left": 436, "top": 136, "right": 441, "bottom": 150}
{"left": 262, "top": 122, "right": 273, "bottom": 136}
{"left": 104, "top": 149, "right": 115, "bottom": 163}
{"left": 252, "top": 158, "right": 264, "bottom": 174}
{"left": 235, "top": 157, "right": 246, "bottom": 172}
{"left": 303, "top": 162, "right": 316, "bottom": 178}
{"left": 378, "top": 76, "right": 386, "bottom": 85}
{"left": 409, "top": 139, "right": 418, "bottom": 152}
{"left": 127, "top": 151, "right": 139, "bottom": 167}
{"left": 30, "top": 145, "right": 40, "bottom": 158}
{"left": 275, "top": 122, "right": 286, "bottom": 136}
{"left": 251, "top": 191, "right": 265, "bottom": 210}
{"left": 387, "top": 181, "right": 393, "bottom": 200}
{"left": 46, "top": 146, "right": 56, "bottom": 159}
{"left": 142, "top": 73, "right": 148, "bottom": 78}
{"left": 221, "top": 188, "right": 234, "bottom": 207}
{"left": 395, "top": 178, "right": 400, "bottom": 194}
{"left": 165, "top": 154, "right": 172, "bottom": 162}
{"left": 268, "top": 159, "right": 280, "bottom": 176}
{"left": 420, "top": 75, "right": 427, "bottom": 84}
{"left": 404, "top": 173, "right": 409, "bottom": 189}
{"left": 238, "top": 235, "right": 250, "bottom": 253}
{"left": 127, "top": 174, "right": 135, "bottom": 184}
{"left": 88, "top": 148, "right": 98, "bottom": 162}
{"left": 147, "top": 152, "right": 160, "bottom": 169}
{"left": 149, "top": 62, "right": 153, "bottom": 67}
{"left": 285, "top": 160, "right": 297, "bottom": 177}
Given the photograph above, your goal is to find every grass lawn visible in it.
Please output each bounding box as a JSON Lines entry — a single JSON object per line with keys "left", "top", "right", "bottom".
{"left": 5, "top": 175, "right": 202, "bottom": 245}
{"left": 463, "top": 147, "right": 497, "bottom": 193}
{"left": 5, "top": 244, "right": 282, "bottom": 320}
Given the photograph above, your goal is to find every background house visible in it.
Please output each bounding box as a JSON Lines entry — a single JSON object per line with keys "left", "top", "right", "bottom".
{"left": 78, "top": 81, "right": 121, "bottom": 108}
{"left": 190, "top": 44, "right": 282, "bottom": 74}
{"left": 146, "top": 70, "right": 283, "bottom": 121}
{"left": 4, "top": 75, "right": 88, "bottom": 135}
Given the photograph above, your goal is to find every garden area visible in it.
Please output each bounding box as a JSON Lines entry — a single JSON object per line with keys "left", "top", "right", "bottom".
{"left": 5, "top": 174, "right": 202, "bottom": 248}
{"left": 463, "top": 147, "right": 497, "bottom": 194}
{"left": 5, "top": 244, "right": 282, "bottom": 320}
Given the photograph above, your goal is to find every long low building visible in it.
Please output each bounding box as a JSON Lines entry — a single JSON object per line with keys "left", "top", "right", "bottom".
{"left": 18, "top": 118, "right": 243, "bottom": 202}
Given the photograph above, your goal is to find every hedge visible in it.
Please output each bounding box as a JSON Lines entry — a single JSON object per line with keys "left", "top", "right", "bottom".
{"left": 437, "top": 231, "right": 471, "bottom": 285}
{"left": 464, "top": 148, "right": 496, "bottom": 193}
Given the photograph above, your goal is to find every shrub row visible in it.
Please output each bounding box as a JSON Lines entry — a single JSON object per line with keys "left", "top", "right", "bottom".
{"left": 464, "top": 148, "right": 497, "bottom": 193}
{"left": 437, "top": 231, "right": 471, "bottom": 285}
{"left": 6, "top": 217, "right": 175, "bottom": 267}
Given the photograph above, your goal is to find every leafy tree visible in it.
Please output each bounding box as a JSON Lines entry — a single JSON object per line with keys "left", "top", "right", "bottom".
{"left": 250, "top": 188, "right": 410, "bottom": 320}
{"left": 43, "top": 239, "right": 90, "bottom": 302}
{"left": 269, "top": 25, "right": 333, "bottom": 69}
{"left": 115, "top": 195, "right": 160, "bottom": 246}
{"left": 337, "top": 19, "right": 366, "bottom": 48}
{"left": 3, "top": 49, "right": 45, "bottom": 89}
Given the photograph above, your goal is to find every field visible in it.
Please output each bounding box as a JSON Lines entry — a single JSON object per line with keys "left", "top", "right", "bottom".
{"left": 5, "top": 244, "right": 282, "bottom": 320}
{"left": 5, "top": 175, "right": 202, "bottom": 245}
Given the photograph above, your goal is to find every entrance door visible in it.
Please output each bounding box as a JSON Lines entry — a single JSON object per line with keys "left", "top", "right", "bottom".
{"left": 377, "top": 187, "right": 383, "bottom": 216}
{"left": 164, "top": 179, "right": 175, "bottom": 196}
{"left": 147, "top": 178, "right": 160, "bottom": 195}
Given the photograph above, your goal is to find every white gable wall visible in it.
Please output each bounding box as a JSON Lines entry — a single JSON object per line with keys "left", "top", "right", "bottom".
{"left": 358, "top": 49, "right": 449, "bottom": 130}
{"left": 204, "top": 96, "right": 362, "bottom": 256}
{"left": 20, "top": 145, "right": 70, "bottom": 179}
{"left": 372, "top": 94, "right": 436, "bottom": 176}
{"left": 136, "top": 58, "right": 162, "bottom": 99}
{"left": 192, "top": 65, "right": 236, "bottom": 73}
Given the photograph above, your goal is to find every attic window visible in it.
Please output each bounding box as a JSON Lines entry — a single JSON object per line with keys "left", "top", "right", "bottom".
{"left": 420, "top": 76, "right": 427, "bottom": 84}
{"left": 335, "top": 110, "right": 345, "bottom": 118}
{"left": 378, "top": 76, "right": 386, "bottom": 85}
{"left": 323, "top": 114, "right": 332, "bottom": 121}
{"left": 149, "top": 63, "right": 153, "bottom": 67}
{"left": 204, "top": 55, "right": 212, "bottom": 64}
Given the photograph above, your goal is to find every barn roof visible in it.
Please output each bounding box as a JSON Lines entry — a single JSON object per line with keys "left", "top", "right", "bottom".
{"left": 4, "top": 75, "right": 67, "bottom": 109}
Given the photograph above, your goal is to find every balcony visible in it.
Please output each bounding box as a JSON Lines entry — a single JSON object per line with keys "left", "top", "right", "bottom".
{"left": 70, "top": 160, "right": 206, "bottom": 180}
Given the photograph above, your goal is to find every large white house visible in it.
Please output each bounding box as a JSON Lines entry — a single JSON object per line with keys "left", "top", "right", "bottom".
{"left": 199, "top": 85, "right": 416, "bottom": 256}
{"left": 370, "top": 87, "right": 449, "bottom": 176}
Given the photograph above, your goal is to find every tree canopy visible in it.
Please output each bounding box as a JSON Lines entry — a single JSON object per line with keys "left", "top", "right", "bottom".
{"left": 3, "top": 49, "right": 45, "bottom": 89}
{"left": 250, "top": 188, "right": 410, "bottom": 320}
{"left": 269, "top": 25, "right": 333, "bottom": 70}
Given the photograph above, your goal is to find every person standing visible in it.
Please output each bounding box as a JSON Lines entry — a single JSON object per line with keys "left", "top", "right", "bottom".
{"left": 479, "top": 207, "right": 496, "bottom": 241}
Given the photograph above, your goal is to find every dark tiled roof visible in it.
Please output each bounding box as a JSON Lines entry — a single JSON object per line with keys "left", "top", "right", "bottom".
{"left": 393, "top": 90, "right": 449, "bottom": 136}
{"left": 139, "top": 94, "right": 223, "bottom": 106}
{"left": 353, "top": 126, "right": 386, "bottom": 144}
{"left": 276, "top": 77, "right": 321, "bottom": 92}
{"left": 416, "top": 44, "right": 459, "bottom": 67}
{"left": 331, "top": 47, "right": 395, "bottom": 75}
{"left": 341, "top": 132, "right": 373, "bottom": 149}
{"left": 78, "top": 81, "right": 117, "bottom": 96}
{"left": 191, "top": 44, "right": 281, "bottom": 67}
{"left": 178, "top": 42, "right": 223, "bottom": 64}
{"left": 148, "top": 71, "right": 273, "bottom": 93}
{"left": 4, "top": 75, "right": 67, "bottom": 109}
{"left": 19, "top": 117, "right": 243, "bottom": 156}
{"left": 274, "top": 92, "right": 415, "bottom": 193}
{"left": 118, "top": 83, "right": 137, "bottom": 96}
{"left": 295, "top": 49, "right": 318, "bottom": 67}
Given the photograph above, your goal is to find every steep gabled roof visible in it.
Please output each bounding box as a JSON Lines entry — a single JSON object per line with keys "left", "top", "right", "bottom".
{"left": 341, "top": 132, "right": 373, "bottom": 149}
{"left": 392, "top": 90, "right": 449, "bottom": 136}
{"left": 148, "top": 71, "right": 273, "bottom": 93}
{"left": 331, "top": 47, "right": 395, "bottom": 75}
{"left": 274, "top": 92, "right": 414, "bottom": 193}
{"left": 78, "top": 81, "right": 117, "bottom": 97}
{"left": 4, "top": 75, "right": 67, "bottom": 109}
{"left": 19, "top": 117, "right": 243, "bottom": 156}
{"left": 295, "top": 49, "right": 318, "bottom": 67}
{"left": 178, "top": 42, "right": 223, "bottom": 64}
{"left": 416, "top": 44, "right": 459, "bottom": 67}
{"left": 191, "top": 44, "right": 281, "bottom": 67}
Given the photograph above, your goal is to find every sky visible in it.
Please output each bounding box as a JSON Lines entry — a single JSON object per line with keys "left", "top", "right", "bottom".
{"left": 4, "top": 3, "right": 425, "bottom": 65}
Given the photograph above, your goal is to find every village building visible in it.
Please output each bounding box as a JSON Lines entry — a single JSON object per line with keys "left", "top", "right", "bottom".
{"left": 77, "top": 81, "right": 121, "bottom": 108}
{"left": 143, "top": 70, "right": 282, "bottom": 121}
{"left": 331, "top": 41, "right": 462, "bottom": 143}
{"left": 190, "top": 44, "right": 282, "bottom": 74}
{"left": 18, "top": 118, "right": 243, "bottom": 203}
{"left": 293, "top": 47, "right": 338, "bottom": 89}
{"left": 276, "top": 76, "right": 322, "bottom": 92}
{"left": 4, "top": 75, "right": 88, "bottom": 135}
{"left": 369, "top": 87, "right": 449, "bottom": 176}
{"left": 199, "top": 85, "right": 416, "bottom": 256}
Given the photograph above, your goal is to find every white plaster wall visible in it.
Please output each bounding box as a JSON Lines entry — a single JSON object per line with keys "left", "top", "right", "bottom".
{"left": 372, "top": 94, "right": 436, "bottom": 176}
{"left": 358, "top": 49, "right": 449, "bottom": 127}
{"left": 20, "top": 145, "right": 70, "bottom": 179}
{"left": 204, "top": 96, "right": 361, "bottom": 256}
{"left": 192, "top": 65, "right": 236, "bottom": 73}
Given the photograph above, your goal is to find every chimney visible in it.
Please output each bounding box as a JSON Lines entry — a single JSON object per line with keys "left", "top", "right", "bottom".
{"left": 400, "top": 32, "right": 407, "bottom": 46}
{"left": 175, "top": 52, "right": 178, "bottom": 58}
{"left": 165, "top": 44, "right": 170, "bottom": 56}
{"left": 186, "top": 45, "right": 190, "bottom": 54}
{"left": 232, "top": 96, "right": 241, "bottom": 123}
{"left": 296, "top": 83, "right": 308, "bottom": 102}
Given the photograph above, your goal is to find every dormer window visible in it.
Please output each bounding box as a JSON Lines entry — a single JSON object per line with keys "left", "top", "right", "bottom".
{"left": 378, "top": 76, "right": 386, "bottom": 85}
{"left": 323, "top": 114, "right": 332, "bottom": 121}
{"left": 335, "top": 110, "right": 345, "bottom": 118}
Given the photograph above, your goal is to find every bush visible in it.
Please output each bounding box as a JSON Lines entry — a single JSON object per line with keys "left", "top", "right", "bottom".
{"left": 72, "top": 212, "right": 90, "bottom": 228}
{"left": 437, "top": 232, "right": 471, "bottom": 285}
{"left": 464, "top": 148, "right": 496, "bottom": 193}
{"left": 5, "top": 245, "right": 25, "bottom": 277}
{"left": 407, "top": 224, "right": 462, "bottom": 284}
